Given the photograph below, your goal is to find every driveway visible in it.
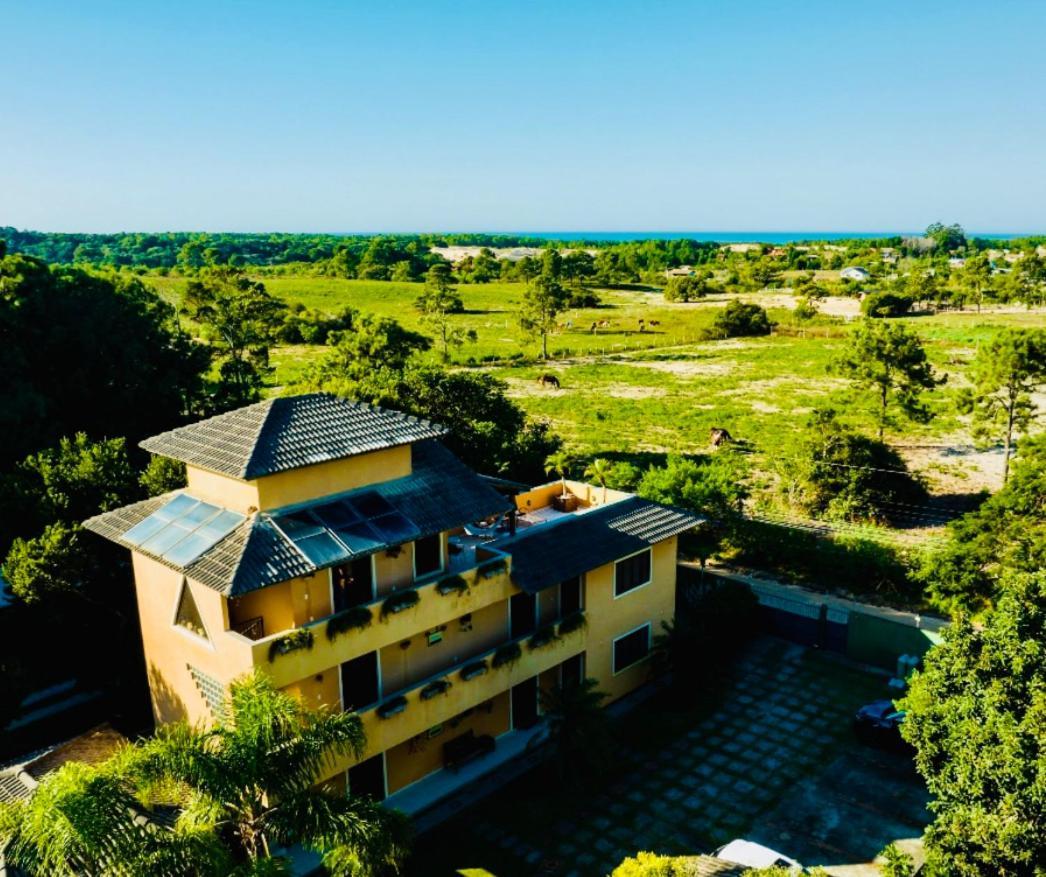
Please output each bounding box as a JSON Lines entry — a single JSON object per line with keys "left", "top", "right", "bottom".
{"left": 408, "top": 637, "right": 930, "bottom": 876}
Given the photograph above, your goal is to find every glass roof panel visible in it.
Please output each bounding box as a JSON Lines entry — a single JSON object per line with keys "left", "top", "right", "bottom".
{"left": 195, "top": 509, "right": 245, "bottom": 542}
{"left": 122, "top": 494, "right": 245, "bottom": 566}
{"left": 164, "top": 532, "right": 220, "bottom": 567}
{"left": 273, "top": 511, "right": 324, "bottom": 539}
{"left": 122, "top": 513, "right": 169, "bottom": 547}
{"left": 349, "top": 491, "right": 396, "bottom": 518}
{"left": 294, "top": 531, "right": 350, "bottom": 566}
{"left": 180, "top": 501, "right": 223, "bottom": 527}
{"left": 140, "top": 520, "right": 196, "bottom": 555}
{"left": 370, "top": 512, "right": 419, "bottom": 544}
{"left": 153, "top": 493, "right": 200, "bottom": 522}
{"left": 335, "top": 521, "right": 385, "bottom": 554}
{"left": 312, "top": 500, "right": 360, "bottom": 530}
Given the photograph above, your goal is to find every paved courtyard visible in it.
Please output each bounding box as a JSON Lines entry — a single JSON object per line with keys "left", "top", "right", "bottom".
{"left": 410, "top": 637, "right": 929, "bottom": 877}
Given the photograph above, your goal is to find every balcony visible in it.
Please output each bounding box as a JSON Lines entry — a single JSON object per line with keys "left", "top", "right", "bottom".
{"left": 344, "top": 611, "right": 587, "bottom": 764}
{"left": 226, "top": 553, "right": 515, "bottom": 688}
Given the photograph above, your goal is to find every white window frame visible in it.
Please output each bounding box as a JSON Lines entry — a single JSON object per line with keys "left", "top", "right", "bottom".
{"left": 612, "top": 548, "right": 653, "bottom": 599}
{"left": 612, "top": 622, "right": 652, "bottom": 676}
{"left": 412, "top": 532, "right": 445, "bottom": 582}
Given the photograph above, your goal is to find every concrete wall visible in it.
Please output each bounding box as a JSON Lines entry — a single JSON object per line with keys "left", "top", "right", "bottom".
{"left": 847, "top": 612, "right": 942, "bottom": 670}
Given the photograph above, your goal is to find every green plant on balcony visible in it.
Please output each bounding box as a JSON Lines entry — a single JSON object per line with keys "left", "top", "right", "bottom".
{"left": 419, "top": 679, "right": 452, "bottom": 701}
{"left": 491, "top": 642, "right": 522, "bottom": 669}
{"left": 460, "top": 660, "right": 488, "bottom": 681}
{"left": 267, "top": 627, "right": 314, "bottom": 662}
{"left": 557, "top": 610, "right": 587, "bottom": 637}
{"left": 528, "top": 625, "right": 559, "bottom": 651}
{"left": 436, "top": 574, "right": 469, "bottom": 596}
{"left": 381, "top": 589, "right": 420, "bottom": 619}
{"left": 477, "top": 557, "right": 507, "bottom": 580}
{"left": 376, "top": 695, "right": 408, "bottom": 719}
{"left": 325, "top": 605, "right": 373, "bottom": 641}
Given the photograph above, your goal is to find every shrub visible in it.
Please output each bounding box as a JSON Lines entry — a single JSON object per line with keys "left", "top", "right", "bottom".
{"left": 267, "top": 627, "right": 314, "bottom": 662}
{"left": 420, "top": 679, "right": 452, "bottom": 700}
{"left": 491, "top": 642, "right": 522, "bottom": 668}
{"left": 477, "top": 558, "right": 507, "bottom": 579}
{"left": 705, "top": 300, "right": 773, "bottom": 339}
{"left": 861, "top": 291, "right": 913, "bottom": 318}
{"left": 557, "top": 611, "right": 587, "bottom": 636}
{"left": 663, "top": 275, "right": 716, "bottom": 302}
{"left": 436, "top": 574, "right": 469, "bottom": 596}
{"left": 381, "top": 589, "right": 420, "bottom": 618}
{"left": 460, "top": 660, "right": 488, "bottom": 681}
{"left": 610, "top": 852, "right": 692, "bottom": 877}
{"left": 528, "top": 625, "right": 559, "bottom": 651}
{"left": 376, "top": 695, "right": 407, "bottom": 719}
{"left": 325, "top": 606, "right": 372, "bottom": 641}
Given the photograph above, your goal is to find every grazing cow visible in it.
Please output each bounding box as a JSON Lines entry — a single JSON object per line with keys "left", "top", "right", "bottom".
{"left": 709, "top": 426, "right": 733, "bottom": 448}
{"left": 537, "top": 373, "right": 561, "bottom": 389}
{"left": 648, "top": 319, "right": 660, "bottom": 327}
{"left": 598, "top": 319, "right": 611, "bottom": 328}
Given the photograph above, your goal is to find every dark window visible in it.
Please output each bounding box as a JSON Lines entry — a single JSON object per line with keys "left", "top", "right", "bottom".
{"left": 510, "top": 592, "right": 536, "bottom": 639}
{"left": 559, "top": 576, "right": 582, "bottom": 617}
{"left": 511, "top": 677, "right": 539, "bottom": 729}
{"left": 348, "top": 753, "right": 386, "bottom": 800}
{"left": 340, "top": 651, "right": 379, "bottom": 711}
{"left": 560, "top": 653, "right": 584, "bottom": 689}
{"left": 613, "top": 625, "right": 650, "bottom": 674}
{"left": 175, "top": 579, "right": 208, "bottom": 639}
{"left": 413, "top": 534, "right": 442, "bottom": 578}
{"left": 614, "top": 550, "right": 651, "bottom": 597}
{"left": 332, "top": 558, "right": 373, "bottom": 611}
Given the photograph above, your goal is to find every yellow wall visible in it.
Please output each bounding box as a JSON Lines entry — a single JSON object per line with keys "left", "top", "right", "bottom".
{"left": 582, "top": 537, "right": 678, "bottom": 703}
{"left": 184, "top": 445, "right": 412, "bottom": 514}
{"left": 227, "top": 570, "right": 332, "bottom": 637}
{"left": 283, "top": 669, "right": 341, "bottom": 713}
{"left": 514, "top": 479, "right": 631, "bottom": 514}
{"left": 374, "top": 547, "right": 414, "bottom": 598}
{"left": 378, "top": 600, "right": 509, "bottom": 694}
{"left": 131, "top": 553, "right": 253, "bottom": 726}
{"left": 384, "top": 692, "right": 510, "bottom": 794}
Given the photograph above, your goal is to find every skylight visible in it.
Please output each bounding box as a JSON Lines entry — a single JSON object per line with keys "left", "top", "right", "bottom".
{"left": 122, "top": 495, "right": 245, "bottom": 567}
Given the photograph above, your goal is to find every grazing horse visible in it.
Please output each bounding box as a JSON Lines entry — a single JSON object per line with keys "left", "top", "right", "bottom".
{"left": 709, "top": 426, "right": 733, "bottom": 448}
{"left": 648, "top": 319, "right": 661, "bottom": 327}
{"left": 537, "top": 373, "right": 561, "bottom": 389}
{"left": 598, "top": 319, "right": 611, "bottom": 328}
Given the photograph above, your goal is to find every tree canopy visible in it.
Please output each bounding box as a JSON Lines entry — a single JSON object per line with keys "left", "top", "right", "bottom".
{"left": 0, "top": 254, "right": 208, "bottom": 471}
{"left": 900, "top": 571, "right": 1046, "bottom": 876}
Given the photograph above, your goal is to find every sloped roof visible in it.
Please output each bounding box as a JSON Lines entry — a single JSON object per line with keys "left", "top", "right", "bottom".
{"left": 85, "top": 441, "right": 511, "bottom": 596}
{"left": 139, "top": 393, "right": 446, "bottom": 479}
{"left": 490, "top": 496, "right": 702, "bottom": 594}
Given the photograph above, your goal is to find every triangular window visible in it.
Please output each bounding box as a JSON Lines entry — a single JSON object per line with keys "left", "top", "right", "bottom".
{"left": 175, "top": 579, "right": 209, "bottom": 640}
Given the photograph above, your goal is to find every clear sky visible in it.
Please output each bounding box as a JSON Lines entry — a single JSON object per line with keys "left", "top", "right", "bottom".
{"left": 3, "top": 0, "right": 1045, "bottom": 234}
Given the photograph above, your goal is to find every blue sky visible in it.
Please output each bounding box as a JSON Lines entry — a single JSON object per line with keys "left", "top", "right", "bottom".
{"left": 3, "top": 0, "right": 1045, "bottom": 233}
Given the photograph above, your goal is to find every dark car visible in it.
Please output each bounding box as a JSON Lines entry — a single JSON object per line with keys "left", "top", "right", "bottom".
{"left": 853, "top": 700, "right": 909, "bottom": 750}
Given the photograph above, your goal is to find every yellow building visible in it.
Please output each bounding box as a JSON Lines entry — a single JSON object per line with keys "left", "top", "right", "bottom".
{"left": 85, "top": 393, "right": 699, "bottom": 810}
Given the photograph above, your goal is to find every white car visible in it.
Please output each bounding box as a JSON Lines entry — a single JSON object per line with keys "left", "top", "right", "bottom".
{"left": 714, "top": 838, "right": 805, "bottom": 873}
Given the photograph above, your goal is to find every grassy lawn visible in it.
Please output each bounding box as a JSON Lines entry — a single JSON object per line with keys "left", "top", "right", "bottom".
{"left": 405, "top": 638, "right": 895, "bottom": 877}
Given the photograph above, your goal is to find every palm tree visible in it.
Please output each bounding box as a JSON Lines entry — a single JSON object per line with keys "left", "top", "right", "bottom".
{"left": 0, "top": 672, "right": 411, "bottom": 876}
{"left": 538, "top": 677, "right": 611, "bottom": 782}
{"left": 584, "top": 458, "right": 612, "bottom": 504}
{"left": 545, "top": 451, "right": 573, "bottom": 497}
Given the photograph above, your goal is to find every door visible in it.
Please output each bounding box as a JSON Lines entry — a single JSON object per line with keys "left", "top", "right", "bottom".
{"left": 511, "top": 676, "right": 539, "bottom": 730}
{"left": 340, "top": 651, "right": 379, "bottom": 711}
{"left": 559, "top": 576, "right": 582, "bottom": 617}
{"left": 560, "top": 653, "right": 584, "bottom": 689}
{"left": 332, "top": 559, "right": 373, "bottom": 612}
{"left": 510, "top": 592, "right": 536, "bottom": 639}
{"left": 348, "top": 753, "right": 386, "bottom": 800}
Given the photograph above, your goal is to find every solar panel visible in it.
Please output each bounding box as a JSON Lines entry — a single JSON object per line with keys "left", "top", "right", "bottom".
{"left": 272, "top": 511, "right": 325, "bottom": 539}
{"left": 120, "top": 494, "right": 245, "bottom": 566}
{"left": 293, "top": 531, "right": 350, "bottom": 566}
{"left": 335, "top": 521, "right": 385, "bottom": 554}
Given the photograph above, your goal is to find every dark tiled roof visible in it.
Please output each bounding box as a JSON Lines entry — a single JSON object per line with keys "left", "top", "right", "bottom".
{"left": 85, "top": 441, "right": 511, "bottom": 597}
{"left": 490, "top": 496, "right": 702, "bottom": 594}
{"left": 139, "top": 393, "right": 446, "bottom": 479}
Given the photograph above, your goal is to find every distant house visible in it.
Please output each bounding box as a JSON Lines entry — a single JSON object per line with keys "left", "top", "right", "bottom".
{"left": 948, "top": 257, "right": 966, "bottom": 269}
{"left": 665, "top": 265, "right": 695, "bottom": 277}
{"left": 840, "top": 266, "right": 870, "bottom": 281}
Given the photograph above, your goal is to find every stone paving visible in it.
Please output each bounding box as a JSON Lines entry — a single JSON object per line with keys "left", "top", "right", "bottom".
{"left": 413, "top": 637, "right": 925, "bottom": 876}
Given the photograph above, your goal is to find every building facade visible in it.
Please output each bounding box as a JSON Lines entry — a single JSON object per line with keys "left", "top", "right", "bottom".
{"left": 86, "top": 394, "right": 699, "bottom": 806}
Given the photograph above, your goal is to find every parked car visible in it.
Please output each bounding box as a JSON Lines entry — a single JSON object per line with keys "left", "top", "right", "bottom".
{"left": 714, "top": 839, "right": 805, "bottom": 873}
{"left": 853, "top": 699, "right": 909, "bottom": 750}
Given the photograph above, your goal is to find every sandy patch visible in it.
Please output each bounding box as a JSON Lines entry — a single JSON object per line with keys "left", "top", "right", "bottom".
{"left": 622, "top": 359, "right": 738, "bottom": 378}
{"left": 749, "top": 400, "right": 781, "bottom": 413}
{"left": 602, "top": 384, "right": 669, "bottom": 399}
{"left": 896, "top": 441, "right": 1008, "bottom": 494}
{"left": 719, "top": 376, "right": 848, "bottom": 396}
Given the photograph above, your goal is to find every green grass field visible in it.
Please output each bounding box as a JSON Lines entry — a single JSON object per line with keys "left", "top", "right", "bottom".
{"left": 147, "top": 274, "right": 1045, "bottom": 494}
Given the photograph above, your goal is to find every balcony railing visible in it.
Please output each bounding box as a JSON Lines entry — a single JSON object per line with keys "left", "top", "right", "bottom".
{"left": 226, "top": 551, "right": 515, "bottom": 687}
{"left": 231, "top": 616, "right": 265, "bottom": 641}
{"left": 340, "top": 611, "right": 587, "bottom": 762}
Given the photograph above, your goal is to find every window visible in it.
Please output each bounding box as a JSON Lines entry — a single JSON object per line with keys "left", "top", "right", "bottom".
{"left": 613, "top": 624, "right": 651, "bottom": 674}
{"left": 174, "top": 579, "right": 208, "bottom": 640}
{"left": 559, "top": 575, "right": 582, "bottom": 617}
{"left": 614, "top": 549, "right": 651, "bottom": 597}
{"left": 413, "top": 534, "right": 442, "bottom": 579}
{"left": 560, "top": 653, "right": 584, "bottom": 689}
